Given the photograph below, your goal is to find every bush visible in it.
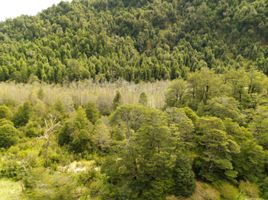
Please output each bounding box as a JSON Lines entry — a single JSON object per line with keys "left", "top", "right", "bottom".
{"left": 13, "top": 102, "right": 32, "bottom": 127}
{"left": 112, "top": 91, "right": 122, "bottom": 110}
{"left": 0, "top": 159, "right": 27, "bottom": 180}
{"left": 239, "top": 181, "right": 260, "bottom": 198}
{"left": 0, "top": 105, "right": 12, "bottom": 119}
{"left": 0, "top": 123, "right": 20, "bottom": 149}
{"left": 185, "top": 181, "right": 221, "bottom": 200}
{"left": 139, "top": 92, "right": 148, "bottom": 106}
{"left": 85, "top": 102, "right": 100, "bottom": 124}
{"left": 23, "top": 168, "right": 84, "bottom": 200}
{"left": 97, "top": 97, "right": 113, "bottom": 116}
{"left": 24, "top": 121, "right": 43, "bottom": 138}
{"left": 215, "top": 182, "right": 240, "bottom": 200}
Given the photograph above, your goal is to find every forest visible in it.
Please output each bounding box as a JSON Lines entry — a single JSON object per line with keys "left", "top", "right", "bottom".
{"left": 0, "top": 0, "right": 267, "bottom": 83}
{"left": 0, "top": 0, "right": 268, "bottom": 199}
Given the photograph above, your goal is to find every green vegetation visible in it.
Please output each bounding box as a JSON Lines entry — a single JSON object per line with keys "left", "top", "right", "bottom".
{"left": 0, "top": 0, "right": 267, "bottom": 83}
{"left": 0, "top": 179, "right": 23, "bottom": 200}
{"left": 0, "top": 67, "right": 267, "bottom": 199}
{"left": 0, "top": 0, "right": 267, "bottom": 199}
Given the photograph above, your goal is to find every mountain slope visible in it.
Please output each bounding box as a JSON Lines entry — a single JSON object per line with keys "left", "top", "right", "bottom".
{"left": 0, "top": 0, "right": 267, "bottom": 83}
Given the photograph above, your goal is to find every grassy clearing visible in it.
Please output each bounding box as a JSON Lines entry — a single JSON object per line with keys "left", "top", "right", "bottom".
{"left": 0, "top": 179, "right": 23, "bottom": 200}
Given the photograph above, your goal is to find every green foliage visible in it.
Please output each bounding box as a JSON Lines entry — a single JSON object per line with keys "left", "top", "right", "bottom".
{"left": 93, "top": 120, "right": 111, "bottom": 152}
{"left": 0, "top": 121, "right": 20, "bottom": 149}
{"left": 0, "top": 105, "right": 12, "bottom": 119}
{"left": 23, "top": 168, "right": 83, "bottom": 200}
{"left": 23, "top": 121, "right": 43, "bottom": 138}
{"left": 172, "top": 154, "right": 195, "bottom": 197}
{"left": 58, "top": 107, "right": 94, "bottom": 153}
{"left": 214, "top": 182, "right": 240, "bottom": 200}
{"left": 85, "top": 102, "right": 100, "bottom": 124}
{"left": 203, "top": 97, "right": 243, "bottom": 124}
{"left": 105, "top": 105, "right": 175, "bottom": 199}
{"left": 138, "top": 92, "right": 148, "bottom": 106}
{"left": 239, "top": 181, "right": 260, "bottom": 199}
{"left": 165, "top": 79, "right": 188, "bottom": 107}
{"left": 194, "top": 117, "right": 240, "bottom": 182}
{"left": 13, "top": 102, "right": 32, "bottom": 127}
{"left": 249, "top": 106, "right": 268, "bottom": 149}
{"left": 0, "top": 0, "right": 266, "bottom": 83}
{"left": 112, "top": 91, "right": 122, "bottom": 110}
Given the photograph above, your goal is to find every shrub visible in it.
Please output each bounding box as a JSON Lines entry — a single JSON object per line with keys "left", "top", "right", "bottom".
{"left": 239, "top": 181, "right": 260, "bottom": 198}
{"left": 24, "top": 121, "right": 43, "bottom": 138}
{"left": 0, "top": 123, "right": 20, "bottom": 149}
{"left": 112, "top": 91, "right": 122, "bottom": 110}
{"left": 23, "top": 168, "right": 84, "bottom": 200}
{"left": 215, "top": 182, "right": 240, "bottom": 200}
{"left": 0, "top": 105, "right": 12, "bottom": 119}
{"left": 186, "top": 181, "right": 221, "bottom": 200}
{"left": 97, "top": 97, "right": 112, "bottom": 116}
{"left": 13, "top": 102, "right": 32, "bottom": 127}
{"left": 139, "top": 92, "right": 148, "bottom": 106}
{"left": 85, "top": 102, "right": 100, "bottom": 124}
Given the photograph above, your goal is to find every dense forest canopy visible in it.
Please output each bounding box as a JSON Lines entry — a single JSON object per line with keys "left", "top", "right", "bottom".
{"left": 0, "top": 0, "right": 267, "bottom": 83}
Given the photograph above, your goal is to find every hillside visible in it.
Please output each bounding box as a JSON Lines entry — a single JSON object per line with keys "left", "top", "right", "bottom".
{"left": 0, "top": 0, "right": 267, "bottom": 83}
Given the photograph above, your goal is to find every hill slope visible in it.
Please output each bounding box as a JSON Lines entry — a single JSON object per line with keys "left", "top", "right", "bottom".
{"left": 0, "top": 0, "right": 267, "bottom": 83}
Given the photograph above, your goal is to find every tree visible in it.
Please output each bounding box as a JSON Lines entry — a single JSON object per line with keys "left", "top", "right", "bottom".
{"left": 58, "top": 107, "right": 94, "bottom": 153}
{"left": 138, "top": 92, "right": 148, "bottom": 106}
{"left": 165, "top": 79, "right": 188, "bottom": 107}
{"left": 194, "top": 117, "right": 240, "bottom": 182}
{"left": 93, "top": 120, "right": 111, "bottom": 152}
{"left": 105, "top": 106, "right": 175, "bottom": 199}
{"left": 166, "top": 107, "right": 195, "bottom": 150}
{"left": 203, "top": 97, "right": 244, "bottom": 124}
{"left": 188, "top": 68, "right": 224, "bottom": 107}
{"left": 0, "top": 120, "right": 20, "bottom": 148}
{"left": 172, "top": 154, "right": 195, "bottom": 197}
{"left": 13, "top": 102, "right": 32, "bottom": 127}
{"left": 249, "top": 106, "right": 268, "bottom": 149}
{"left": 0, "top": 105, "right": 12, "bottom": 119}
{"left": 85, "top": 102, "right": 100, "bottom": 124}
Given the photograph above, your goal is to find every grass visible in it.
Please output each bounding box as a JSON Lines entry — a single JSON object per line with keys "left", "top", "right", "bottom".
{"left": 0, "top": 179, "right": 23, "bottom": 200}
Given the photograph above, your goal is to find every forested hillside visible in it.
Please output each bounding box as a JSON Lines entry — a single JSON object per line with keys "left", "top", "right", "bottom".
{"left": 0, "top": 0, "right": 267, "bottom": 83}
